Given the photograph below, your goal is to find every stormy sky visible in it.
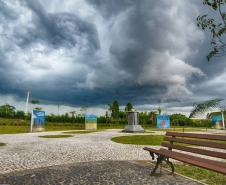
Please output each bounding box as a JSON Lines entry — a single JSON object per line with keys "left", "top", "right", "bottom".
{"left": 0, "top": 0, "right": 226, "bottom": 115}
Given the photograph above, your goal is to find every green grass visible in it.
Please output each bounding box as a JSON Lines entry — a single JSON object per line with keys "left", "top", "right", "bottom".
{"left": 0, "top": 118, "right": 28, "bottom": 126}
{"left": 0, "top": 142, "right": 6, "bottom": 147}
{"left": 0, "top": 125, "right": 30, "bottom": 134}
{"left": 111, "top": 135, "right": 164, "bottom": 145}
{"left": 97, "top": 124, "right": 125, "bottom": 129}
{"left": 146, "top": 127, "right": 206, "bottom": 132}
{"left": 45, "top": 125, "right": 84, "bottom": 131}
{"left": 0, "top": 125, "right": 85, "bottom": 134}
{"left": 63, "top": 130, "right": 103, "bottom": 134}
{"left": 38, "top": 135, "right": 73, "bottom": 138}
{"left": 173, "top": 164, "right": 226, "bottom": 185}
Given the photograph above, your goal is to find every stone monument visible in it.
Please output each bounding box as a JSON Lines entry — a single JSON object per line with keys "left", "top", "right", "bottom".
{"left": 123, "top": 111, "right": 144, "bottom": 132}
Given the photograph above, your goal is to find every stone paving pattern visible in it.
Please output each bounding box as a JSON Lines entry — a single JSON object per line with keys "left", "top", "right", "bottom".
{"left": 0, "top": 130, "right": 162, "bottom": 174}
{"left": 0, "top": 160, "right": 201, "bottom": 185}
{"left": 1, "top": 129, "right": 223, "bottom": 184}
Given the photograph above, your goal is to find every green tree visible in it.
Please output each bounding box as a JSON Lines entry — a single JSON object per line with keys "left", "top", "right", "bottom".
{"left": 15, "top": 110, "right": 25, "bottom": 119}
{"left": 108, "top": 100, "right": 119, "bottom": 119}
{"left": 30, "top": 99, "right": 41, "bottom": 110}
{"left": 30, "top": 100, "right": 40, "bottom": 104}
{"left": 0, "top": 104, "right": 16, "bottom": 117}
{"left": 34, "top": 107, "right": 42, "bottom": 110}
{"left": 157, "top": 107, "right": 162, "bottom": 115}
{"left": 197, "top": 0, "right": 226, "bottom": 60}
{"left": 125, "top": 102, "right": 133, "bottom": 111}
{"left": 189, "top": 98, "right": 223, "bottom": 118}
{"left": 170, "top": 113, "right": 191, "bottom": 126}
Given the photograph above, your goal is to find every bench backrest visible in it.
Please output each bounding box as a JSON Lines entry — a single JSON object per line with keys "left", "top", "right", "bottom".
{"left": 162, "top": 132, "right": 226, "bottom": 160}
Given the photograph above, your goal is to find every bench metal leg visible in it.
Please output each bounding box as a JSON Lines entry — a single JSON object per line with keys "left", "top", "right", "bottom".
{"left": 148, "top": 152, "right": 174, "bottom": 175}
{"left": 151, "top": 154, "right": 164, "bottom": 174}
{"left": 165, "top": 157, "right": 174, "bottom": 174}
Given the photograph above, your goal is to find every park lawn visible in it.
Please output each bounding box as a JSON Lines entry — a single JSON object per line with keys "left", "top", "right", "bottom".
{"left": 172, "top": 164, "right": 226, "bottom": 185}
{"left": 39, "top": 134, "right": 73, "bottom": 138}
{"left": 0, "top": 125, "right": 29, "bottom": 134}
{"left": 0, "top": 125, "right": 85, "bottom": 134}
{"left": 111, "top": 135, "right": 164, "bottom": 145}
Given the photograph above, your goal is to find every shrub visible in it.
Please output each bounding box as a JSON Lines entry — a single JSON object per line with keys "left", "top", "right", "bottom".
{"left": 190, "top": 119, "right": 212, "bottom": 127}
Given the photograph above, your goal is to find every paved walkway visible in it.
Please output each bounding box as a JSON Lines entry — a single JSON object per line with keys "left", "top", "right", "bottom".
{"left": 0, "top": 160, "right": 201, "bottom": 185}
{"left": 0, "top": 129, "right": 161, "bottom": 174}
{"left": 0, "top": 129, "right": 218, "bottom": 184}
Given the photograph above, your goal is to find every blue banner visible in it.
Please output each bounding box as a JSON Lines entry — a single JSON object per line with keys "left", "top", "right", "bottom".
{"left": 33, "top": 110, "right": 45, "bottom": 129}
{"left": 85, "top": 114, "right": 97, "bottom": 123}
{"left": 210, "top": 113, "right": 223, "bottom": 129}
{"left": 157, "top": 115, "right": 170, "bottom": 128}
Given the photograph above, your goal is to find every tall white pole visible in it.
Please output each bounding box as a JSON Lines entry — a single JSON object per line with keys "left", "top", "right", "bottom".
{"left": 221, "top": 111, "right": 225, "bottom": 130}
{"left": 30, "top": 110, "right": 33, "bottom": 132}
{"left": 25, "top": 91, "right": 30, "bottom": 115}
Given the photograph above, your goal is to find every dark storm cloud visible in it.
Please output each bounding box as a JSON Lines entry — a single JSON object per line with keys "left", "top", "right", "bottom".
{"left": 0, "top": 0, "right": 225, "bottom": 112}
{"left": 20, "top": 0, "right": 100, "bottom": 50}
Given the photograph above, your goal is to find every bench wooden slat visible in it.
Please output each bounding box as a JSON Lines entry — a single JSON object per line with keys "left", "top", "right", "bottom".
{"left": 159, "top": 148, "right": 226, "bottom": 168}
{"left": 158, "top": 148, "right": 226, "bottom": 175}
{"left": 144, "top": 147, "right": 226, "bottom": 169}
{"left": 143, "top": 147, "right": 160, "bottom": 153}
{"left": 165, "top": 137, "right": 226, "bottom": 149}
{"left": 166, "top": 132, "right": 226, "bottom": 141}
{"left": 162, "top": 142, "right": 226, "bottom": 159}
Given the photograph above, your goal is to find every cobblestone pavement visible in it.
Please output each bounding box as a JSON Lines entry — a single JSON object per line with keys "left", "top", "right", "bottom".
{"left": 0, "top": 160, "right": 202, "bottom": 185}
{"left": 0, "top": 129, "right": 162, "bottom": 174}
{"left": 0, "top": 129, "right": 225, "bottom": 175}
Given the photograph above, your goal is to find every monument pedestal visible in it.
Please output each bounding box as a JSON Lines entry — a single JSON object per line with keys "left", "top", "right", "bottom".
{"left": 123, "top": 124, "right": 144, "bottom": 132}
{"left": 123, "top": 111, "right": 144, "bottom": 133}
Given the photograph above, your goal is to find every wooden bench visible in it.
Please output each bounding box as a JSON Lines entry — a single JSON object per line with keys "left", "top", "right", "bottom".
{"left": 143, "top": 132, "right": 226, "bottom": 175}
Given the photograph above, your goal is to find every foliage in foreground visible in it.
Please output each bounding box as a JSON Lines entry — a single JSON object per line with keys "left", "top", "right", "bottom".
{"left": 189, "top": 98, "right": 223, "bottom": 118}
{"left": 197, "top": 0, "right": 226, "bottom": 61}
